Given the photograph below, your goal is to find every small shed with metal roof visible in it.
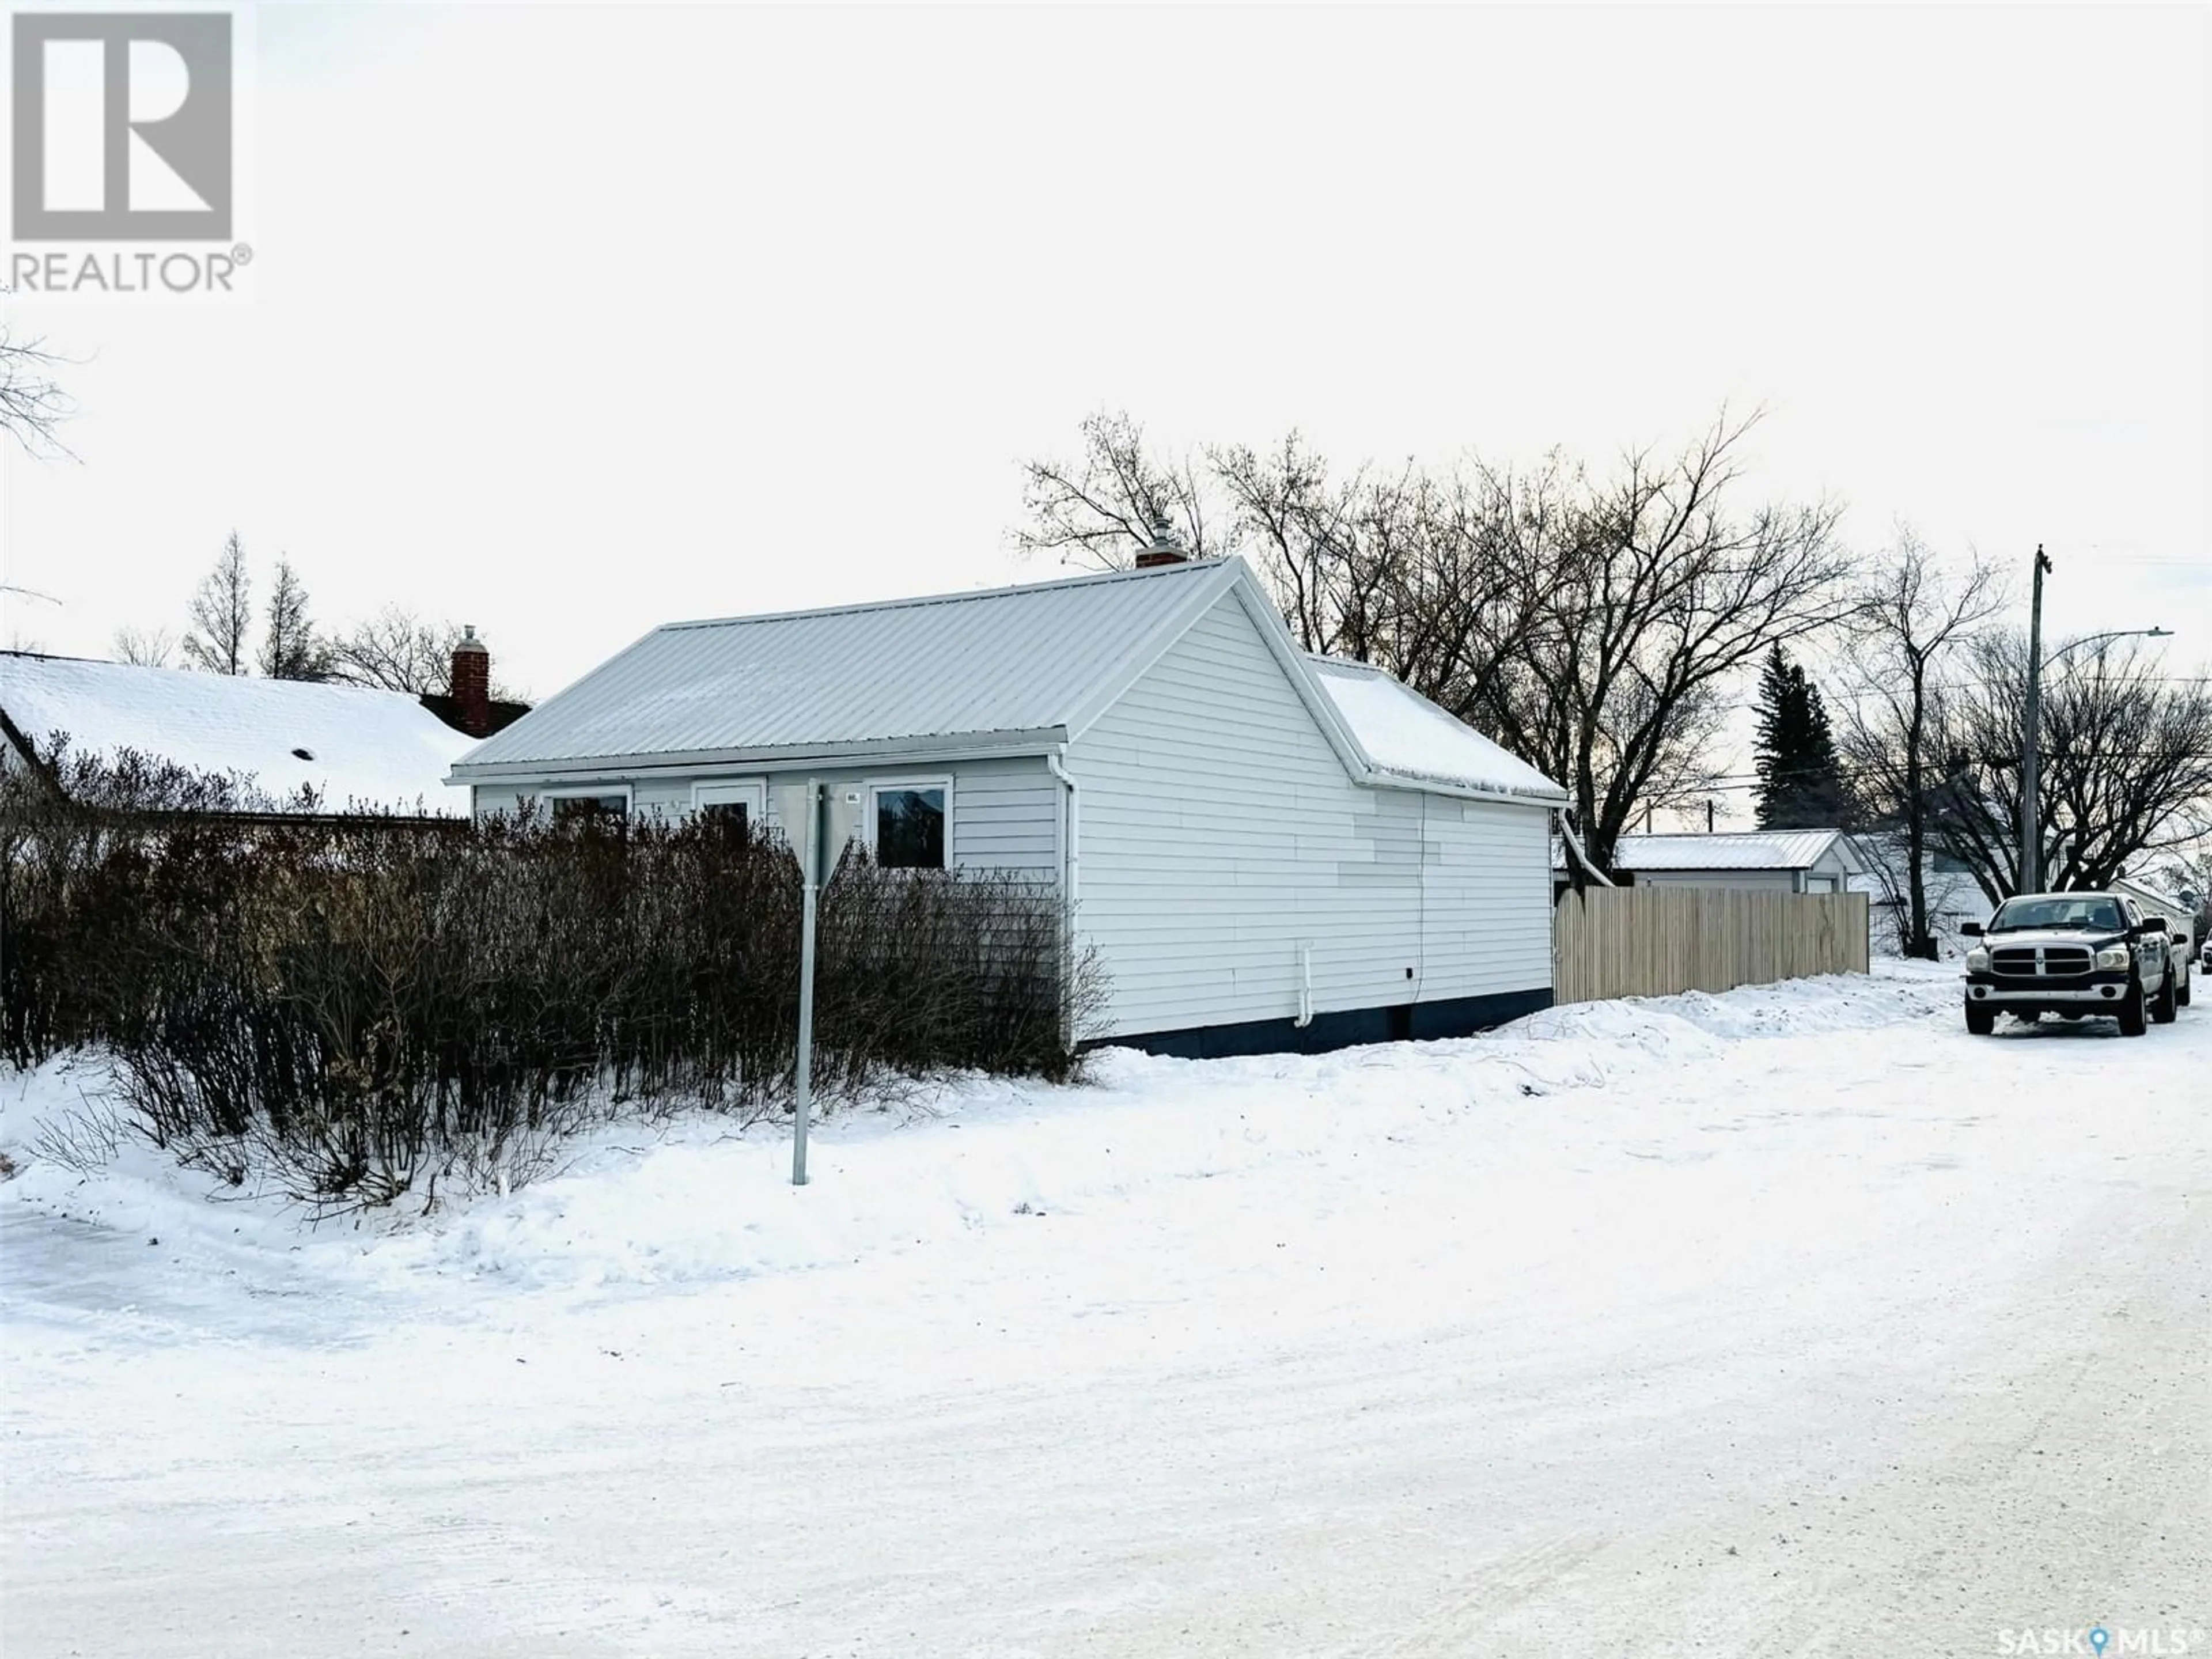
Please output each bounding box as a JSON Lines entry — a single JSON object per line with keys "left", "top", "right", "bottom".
{"left": 1556, "top": 828, "right": 1866, "bottom": 896}
{"left": 450, "top": 556, "right": 1569, "bottom": 1056}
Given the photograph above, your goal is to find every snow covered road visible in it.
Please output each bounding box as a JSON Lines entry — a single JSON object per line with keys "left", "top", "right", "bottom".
{"left": 5, "top": 964, "right": 2209, "bottom": 1657}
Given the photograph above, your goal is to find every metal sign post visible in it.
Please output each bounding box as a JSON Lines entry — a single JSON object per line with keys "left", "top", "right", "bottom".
{"left": 792, "top": 779, "right": 827, "bottom": 1187}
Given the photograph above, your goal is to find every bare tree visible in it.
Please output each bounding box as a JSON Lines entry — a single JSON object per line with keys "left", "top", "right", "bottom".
{"left": 1015, "top": 411, "right": 1858, "bottom": 874}
{"left": 0, "top": 308, "right": 74, "bottom": 457}
{"left": 327, "top": 607, "right": 468, "bottom": 695}
{"left": 112, "top": 626, "right": 180, "bottom": 668}
{"left": 1931, "top": 633, "right": 2212, "bottom": 901}
{"left": 1210, "top": 438, "right": 1559, "bottom": 733}
{"left": 259, "top": 558, "right": 331, "bottom": 681}
{"left": 181, "top": 533, "right": 253, "bottom": 675}
{"left": 1837, "top": 532, "right": 2003, "bottom": 955}
{"left": 1485, "top": 416, "right": 1860, "bottom": 882}
{"left": 1014, "top": 410, "right": 1227, "bottom": 569}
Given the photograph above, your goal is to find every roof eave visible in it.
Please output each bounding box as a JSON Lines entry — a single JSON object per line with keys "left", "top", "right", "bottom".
{"left": 1365, "top": 769, "right": 1569, "bottom": 808}
{"left": 447, "top": 725, "right": 1072, "bottom": 787}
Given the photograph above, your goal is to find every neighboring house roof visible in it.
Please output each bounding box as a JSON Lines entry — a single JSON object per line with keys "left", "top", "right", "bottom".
{"left": 0, "top": 652, "right": 473, "bottom": 816}
{"left": 1554, "top": 828, "right": 1858, "bottom": 873}
{"left": 1304, "top": 656, "right": 1565, "bottom": 801}
{"left": 452, "top": 558, "right": 1570, "bottom": 805}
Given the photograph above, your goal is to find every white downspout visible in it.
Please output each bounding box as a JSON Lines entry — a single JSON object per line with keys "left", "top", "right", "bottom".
{"left": 1557, "top": 812, "right": 1616, "bottom": 887}
{"left": 1046, "top": 746, "right": 1080, "bottom": 919}
{"left": 1297, "top": 942, "right": 1314, "bottom": 1027}
{"left": 1046, "top": 747, "right": 1081, "bottom": 1039}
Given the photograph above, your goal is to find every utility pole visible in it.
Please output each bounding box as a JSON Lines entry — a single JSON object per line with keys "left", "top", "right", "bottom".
{"left": 2018, "top": 545, "right": 2052, "bottom": 896}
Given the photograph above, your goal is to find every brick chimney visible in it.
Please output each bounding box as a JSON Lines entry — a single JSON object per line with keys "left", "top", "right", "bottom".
{"left": 450, "top": 625, "right": 491, "bottom": 737}
{"left": 1133, "top": 506, "right": 1190, "bottom": 570}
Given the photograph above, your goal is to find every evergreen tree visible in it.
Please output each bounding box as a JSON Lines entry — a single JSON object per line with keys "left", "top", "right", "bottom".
{"left": 181, "top": 532, "right": 252, "bottom": 675}
{"left": 259, "top": 559, "right": 331, "bottom": 681}
{"left": 1753, "top": 643, "right": 1849, "bottom": 828}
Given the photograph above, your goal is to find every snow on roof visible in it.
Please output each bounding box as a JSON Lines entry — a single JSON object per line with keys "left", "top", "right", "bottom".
{"left": 0, "top": 653, "right": 473, "bottom": 816}
{"left": 456, "top": 558, "right": 1240, "bottom": 772}
{"left": 2109, "top": 874, "right": 2192, "bottom": 917}
{"left": 1305, "top": 657, "right": 1567, "bottom": 802}
{"left": 1564, "top": 829, "right": 1849, "bottom": 872}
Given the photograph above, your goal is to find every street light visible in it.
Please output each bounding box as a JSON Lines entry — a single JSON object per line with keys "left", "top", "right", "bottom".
{"left": 2016, "top": 543, "right": 2174, "bottom": 894}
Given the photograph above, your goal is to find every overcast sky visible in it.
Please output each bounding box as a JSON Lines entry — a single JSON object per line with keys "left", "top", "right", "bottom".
{"left": 4, "top": 2, "right": 2207, "bottom": 807}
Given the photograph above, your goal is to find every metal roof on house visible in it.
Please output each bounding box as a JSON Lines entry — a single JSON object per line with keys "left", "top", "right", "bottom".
{"left": 454, "top": 558, "right": 1242, "bottom": 774}
{"left": 453, "top": 557, "right": 1569, "bottom": 805}
{"left": 0, "top": 652, "right": 471, "bottom": 815}
{"left": 1597, "top": 830, "right": 1850, "bottom": 872}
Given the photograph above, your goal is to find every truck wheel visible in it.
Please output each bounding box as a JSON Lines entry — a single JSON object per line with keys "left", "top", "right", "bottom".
{"left": 1965, "top": 1001, "right": 1995, "bottom": 1036}
{"left": 2119, "top": 978, "right": 2148, "bottom": 1037}
{"left": 2152, "top": 969, "right": 2177, "bottom": 1025}
{"left": 2179, "top": 967, "right": 2192, "bottom": 1008}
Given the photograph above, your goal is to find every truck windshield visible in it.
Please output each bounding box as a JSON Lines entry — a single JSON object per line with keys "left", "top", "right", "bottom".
{"left": 1988, "top": 896, "right": 2124, "bottom": 933}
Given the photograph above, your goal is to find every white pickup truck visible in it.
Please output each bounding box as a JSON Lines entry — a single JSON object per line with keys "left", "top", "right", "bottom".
{"left": 1961, "top": 891, "right": 2181, "bottom": 1036}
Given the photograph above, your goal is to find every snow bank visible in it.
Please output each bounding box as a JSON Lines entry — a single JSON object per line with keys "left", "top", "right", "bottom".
{"left": 0, "top": 965, "right": 1962, "bottom": 1301}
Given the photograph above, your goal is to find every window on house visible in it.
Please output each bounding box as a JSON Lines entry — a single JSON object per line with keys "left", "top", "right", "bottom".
{"left": 872, "top": 783, "right": 946, "bottom": 869}
{"left": 550, "top": 793, "right": 628, "bottom": 823}
{"left": 694, "top": 781, "right": 766, "bottom": 839}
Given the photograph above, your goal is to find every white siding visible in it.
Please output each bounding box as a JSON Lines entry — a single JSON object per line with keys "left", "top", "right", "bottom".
{"left": 1069, "top": 592, "right": 1552, "bottom": 1040}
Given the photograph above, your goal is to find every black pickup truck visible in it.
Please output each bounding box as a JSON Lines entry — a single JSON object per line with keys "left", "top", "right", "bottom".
{"left": 1961, "top": 891, "right": 2179, "bottom": 1036}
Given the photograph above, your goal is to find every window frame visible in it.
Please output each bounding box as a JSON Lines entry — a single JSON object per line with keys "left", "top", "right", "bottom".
{"left": 541, "top": 783, "right": 634, "bottom": 822}
{"left": 691, "top": 778, "right": 767, "bottom": 835}
{"left": 866, "top": 775, "right": 953, "bottom": 872}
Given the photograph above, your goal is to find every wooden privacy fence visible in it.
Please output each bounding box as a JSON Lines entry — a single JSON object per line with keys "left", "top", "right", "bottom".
{"left": 1552, "top": 886, "right": 1870, "bottom": 1006}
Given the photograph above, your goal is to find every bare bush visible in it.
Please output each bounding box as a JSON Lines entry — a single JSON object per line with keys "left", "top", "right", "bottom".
{"left": 2, "top": 756, "right": 1100, "bottom": 1212}
{"left": 25, "top": 1087, "right": 132, "bottom": 1175}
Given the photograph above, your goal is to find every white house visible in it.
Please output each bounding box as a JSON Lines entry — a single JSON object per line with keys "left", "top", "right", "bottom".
{"left": 0, "top": 651, "right": 474, "bottom": 817}
{"left": 1844, "top": 834, "right": 1986, "bottom": 955}
{"left": 1559, "top": 828, "right": 1866, "bottom": 895}
{"left": 448, "top": 556, "right": 1569, "bottom": 1056}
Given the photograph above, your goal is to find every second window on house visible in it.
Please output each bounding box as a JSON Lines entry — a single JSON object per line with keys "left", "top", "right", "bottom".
{"left": 871, "top": 782, "right": 946, "bottom": 869}
{"left": 693, "top": 780, "right": 766, "bottom": 838}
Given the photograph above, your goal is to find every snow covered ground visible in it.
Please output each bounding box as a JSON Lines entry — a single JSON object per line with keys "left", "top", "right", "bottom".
{"left": 4, "top": 962, "right": 2207, "bottom": 1657}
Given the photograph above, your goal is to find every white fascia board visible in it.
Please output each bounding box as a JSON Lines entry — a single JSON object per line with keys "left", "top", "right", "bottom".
{"left": 1221, "top": 569, "right": 1380, "bottom": 788}
{"left": 446, "top": 725, "right": 1069, "bottom": 788}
